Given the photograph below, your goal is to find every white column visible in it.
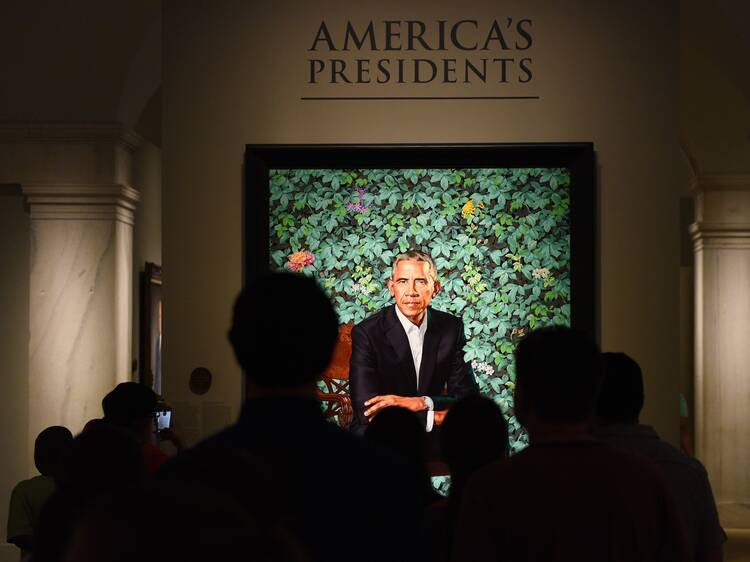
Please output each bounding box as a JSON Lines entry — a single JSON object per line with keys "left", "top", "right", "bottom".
{"left": 23, "top": 184, "right": 139, "bottom": 438}
{"left": 691, "top": 175, "right": 750, "bottom": 505}
{"left": 0, "top": 124, "right": 141, "bottom": 448}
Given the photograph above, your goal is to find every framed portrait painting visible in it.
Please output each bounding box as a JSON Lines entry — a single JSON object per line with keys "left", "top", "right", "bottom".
{"left": 245, "top": 143, "right": 596, "bottom": 452}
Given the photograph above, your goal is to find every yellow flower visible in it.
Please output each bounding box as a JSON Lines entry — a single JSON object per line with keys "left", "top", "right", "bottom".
{"left": 462, "top": 199, "right": 475, "bottom": 218}
{"left": 461, "top": 199, "right": 484, "bottom": 219}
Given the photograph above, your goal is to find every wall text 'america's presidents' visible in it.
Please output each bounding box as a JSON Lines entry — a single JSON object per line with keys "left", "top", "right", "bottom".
{"left": 307, "top": 19, "right": 534, "bottom": 85}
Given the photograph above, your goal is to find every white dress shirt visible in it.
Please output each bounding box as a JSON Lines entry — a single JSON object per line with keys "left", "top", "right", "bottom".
{"left": 394, "top": 305, "right": 435, "bottom": 431}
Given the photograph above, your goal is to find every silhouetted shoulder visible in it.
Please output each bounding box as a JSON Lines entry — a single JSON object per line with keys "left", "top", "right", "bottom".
{"left": 158, "top": 400, "right": 422, "bottom": 562}
{"left": 454, "top": 441, "right": 688, "bottom": 562}
{"left": 466, "top": 440, "right": 670, "bottom": 499}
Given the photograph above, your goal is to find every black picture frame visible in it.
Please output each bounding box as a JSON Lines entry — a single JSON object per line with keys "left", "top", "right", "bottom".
{"left": 244, "top": 143, "right": 597, "bottom": 338}
{"left": 139, "top": 262, "right": 163, "bottom": 394}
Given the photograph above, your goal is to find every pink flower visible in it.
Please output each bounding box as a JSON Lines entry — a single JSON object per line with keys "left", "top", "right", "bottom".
{"left": 346, "top": 202, "right": 368, "bottom": 214}
{"left": 287, "top": 251, "right": 315, "bottom": 272}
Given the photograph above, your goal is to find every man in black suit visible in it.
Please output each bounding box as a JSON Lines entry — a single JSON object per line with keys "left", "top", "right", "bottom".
{"left": 349, "top": 250, "right": 478, "bottom": 436}
{"left": 159, "top": 272, "right": 421, "bottom": 562}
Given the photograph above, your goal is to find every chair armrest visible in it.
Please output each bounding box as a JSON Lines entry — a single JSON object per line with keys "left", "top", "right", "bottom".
{"left": 316, "top": 391, "right": 353, "bottom": 429}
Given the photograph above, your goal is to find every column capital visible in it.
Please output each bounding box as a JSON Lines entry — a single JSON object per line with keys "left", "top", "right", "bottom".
{"left": 0, "top": 122, "right": 142, "bottom": 151}
{"left": 0, "top": 122, "right": 142, "bottom": 187}
{"left": 22, "top": 183, "right": 141, "bottom": 225}
{"left": 690, "top": 175, "right": 750, "bottom": 250}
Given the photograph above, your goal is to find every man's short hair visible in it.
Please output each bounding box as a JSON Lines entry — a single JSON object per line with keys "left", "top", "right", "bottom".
{"left": 515, "top": 326, "right": 602, "bottom": 422}
{"left": 228, "top": 272, "right": 339, "bottom": 387}
{"left": 103, "top": 382, "right": 158, "bottom": 427}
{"left": 441, "top": 394, "right": 508, "bottom": 472}
{"left": 34, "top": 426, "right": 73, "bottom": 476}
{"left": 391, "top": 250, "right": 437, "bottom": 279}
{"left": 365, "top": 406, "right": 426, "bottom": 466}
{"left": 595, "top": 352, "right": 645, "bottom": 424}
{"left": 62, "top": 425, "right": 145, "bottom": 492}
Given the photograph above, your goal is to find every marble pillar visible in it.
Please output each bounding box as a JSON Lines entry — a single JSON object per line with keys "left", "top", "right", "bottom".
{"left": 691, "top": 175, "right": 750, "bottom": 505}
{"left": 24, "top": 185, "right": 139, "bottom": 438}
{"left": 0, "top": 124, "right": 140, "bottom": 454}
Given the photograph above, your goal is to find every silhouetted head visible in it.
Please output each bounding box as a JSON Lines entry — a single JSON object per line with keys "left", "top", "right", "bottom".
{"left": 365, "top": 406, "right": 427, "bottom": 466}
{"left": 59, "top": 425, "right": 145, "bottom": 499}
{"left": 440, "top": 395, "right": 508, "bottom": 481}
{"left": 514, "top": 326, "right": 602, "bottom": 425}
{"left": 364, "top": 406, "right": 435, "bottom": 506}
{"left": 228, "top": 272, "right": 338, "bottom": 388}
{"left": 82, "top": 419, "right": 107, "bottom": 433}
{"left": 595, "top": 352, "right": 644, "bottom": 426}
{"left": 102, "top": 382, "right": 158, "bottom": 444}
{"left": 34, "top": 426, "right": 73, "bottom": 478}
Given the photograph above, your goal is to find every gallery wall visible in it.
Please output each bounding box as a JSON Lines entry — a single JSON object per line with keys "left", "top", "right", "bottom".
{"left": 0, "top": 189, "right": 30, "bottom": 554}
{"left": 132, "top": 141, "right": 163, "bottom": 382}
{"left": 163, "top": 0, "right": 681, "bottom": 443}
{"left": 680, "top": 0, "right": 750, "bottom": 176}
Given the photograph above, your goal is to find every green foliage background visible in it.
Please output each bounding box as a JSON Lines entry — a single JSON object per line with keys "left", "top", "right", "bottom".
{"left": 269, "top": 167, "right": 571, "bottom": 452}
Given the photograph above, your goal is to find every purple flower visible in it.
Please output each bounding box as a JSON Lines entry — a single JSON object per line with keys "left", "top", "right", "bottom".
{"left": 346, "top": 202, "right": 368, "bottom": 214}
{"left": 355, "top": 187, "right": 367, "bottom": 198}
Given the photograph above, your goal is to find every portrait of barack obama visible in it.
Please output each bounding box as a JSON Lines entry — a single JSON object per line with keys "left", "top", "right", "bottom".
{"left": 349, "top": 250, "right": 479, "bottom": 438}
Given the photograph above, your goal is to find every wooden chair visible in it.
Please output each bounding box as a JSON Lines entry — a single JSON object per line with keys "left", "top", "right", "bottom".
{"left": 317, "top": 323, "right": 354, "bottom": 429}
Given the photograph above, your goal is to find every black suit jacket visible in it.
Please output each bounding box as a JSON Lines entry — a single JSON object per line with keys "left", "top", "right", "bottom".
{"left": 349, "top": 305, "right": 478, "bottom": 435}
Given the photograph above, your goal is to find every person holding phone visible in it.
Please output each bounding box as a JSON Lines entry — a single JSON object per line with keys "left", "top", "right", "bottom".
{"left": 102, "top": 383, "right": 182, "bottom": 477}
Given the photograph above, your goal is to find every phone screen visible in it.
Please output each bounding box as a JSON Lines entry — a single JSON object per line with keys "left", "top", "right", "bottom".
{"left": 156, "top": 410, "right": 172, "bottom": 431}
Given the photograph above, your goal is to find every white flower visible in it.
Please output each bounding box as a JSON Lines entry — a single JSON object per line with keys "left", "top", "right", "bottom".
{"left": 351, "top": 282, "right": 371, "bottom": 295}
{"left": 532, "top": 267, "right": 550, "bottom": 280}
{"left": 471, "top": 360, "right": 495, "bottom": 376}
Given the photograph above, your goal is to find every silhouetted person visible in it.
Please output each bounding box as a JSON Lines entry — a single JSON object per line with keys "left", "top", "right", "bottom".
{"left": 452, "top": 326, "right": 689, "bottom": 562}
{"left": 102, "top": 382, "right": 170, "bottom": 477}
{"left": 160, "top": 272, "right": 422, "bottom": 562}
{"left": 441, "top": 394, "right": 509, "bottom": 509}
{"left": 595, "top": 352, "right": 726, "bottom": 562}
{"left": 81, "top": 419, "right": 106, "bottom": 433}
{"left": 365, "top": 406, "right": 440, "bottom": 507}
{"left": 33, "top": 425, "right": 145, "bottom": 562}
{"left": 420, "top": 395, "right": 508, "bottom": 562}
{"left": 62, "top": 483, "right": 305, "bottom": 562}
{"left": 6, "top": 426, "right": 72, "bottom": 561}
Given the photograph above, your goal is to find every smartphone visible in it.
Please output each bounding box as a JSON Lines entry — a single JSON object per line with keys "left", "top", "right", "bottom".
{"left": 155, "top": 409, "right": 172, "bottom": 431}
